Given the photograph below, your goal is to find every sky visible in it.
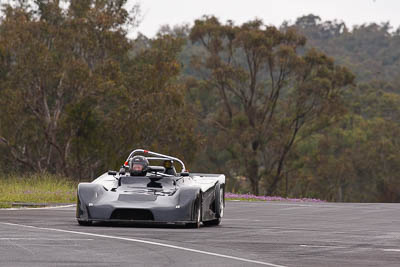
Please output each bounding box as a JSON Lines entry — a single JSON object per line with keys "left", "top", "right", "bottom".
{"left": 130, "top": 0, "right": 400, "bottom": 37}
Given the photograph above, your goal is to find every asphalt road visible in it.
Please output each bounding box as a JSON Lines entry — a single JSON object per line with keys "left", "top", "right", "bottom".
{"left": 0, "top": 201, "right": 399, "bottom": 267}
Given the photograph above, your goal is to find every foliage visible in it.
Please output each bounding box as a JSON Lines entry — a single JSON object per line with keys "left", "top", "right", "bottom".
{"left": 277, "top": 16, "right": 400, "bottom": 202}
{"left": 188, "top": 16, "right": 353, "bottom": 195}
{"left": 1, "top": 5, "right": 400, "bottom": 202}
{"left": 290, "top": 14, "right": 400, "bottom": 83}
{"left": 0, "top": 0, "right": 199, "bottom": 180}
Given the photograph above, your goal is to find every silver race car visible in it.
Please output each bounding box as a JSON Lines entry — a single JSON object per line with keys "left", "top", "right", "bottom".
{"left": 76, "top": 149, "right": 225, "bottom": 228}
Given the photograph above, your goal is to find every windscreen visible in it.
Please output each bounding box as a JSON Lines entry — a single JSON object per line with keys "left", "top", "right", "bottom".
{"left": 120, "top": 176, "right": 175, "bottom": 189}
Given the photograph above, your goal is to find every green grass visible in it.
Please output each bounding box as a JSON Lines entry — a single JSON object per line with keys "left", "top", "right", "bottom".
{"left": 0, "top": 173, "right": 77, "bottom": 206}
{"left": 0, "top": 203, "right": 12, "bottom": 208}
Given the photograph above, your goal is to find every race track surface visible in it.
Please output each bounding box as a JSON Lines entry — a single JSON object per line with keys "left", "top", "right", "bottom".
{"left": 0, "top": 201, "right": 399, "bottom": 267}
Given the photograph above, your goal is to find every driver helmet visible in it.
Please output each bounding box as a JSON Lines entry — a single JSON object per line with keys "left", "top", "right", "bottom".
{"left": 129, "top": 156, "right": 149, "bottom": 176}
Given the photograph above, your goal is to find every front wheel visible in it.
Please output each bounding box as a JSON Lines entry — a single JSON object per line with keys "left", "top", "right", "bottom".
{"left": 204, "top": 186, "right": 224, "bottom": 227}
{"left": 215, "top": 186, "right": 224, "bottom": 218}
{"left": 186, "top": 196, "right": 201, "bottom": 228}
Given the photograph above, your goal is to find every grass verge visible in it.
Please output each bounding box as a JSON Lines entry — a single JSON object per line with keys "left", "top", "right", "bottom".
{"left": 0, "top": 173, "right": 325, "bottom": 208}
{"left": 0, "top": 173, "right": 77, "bottom": 206}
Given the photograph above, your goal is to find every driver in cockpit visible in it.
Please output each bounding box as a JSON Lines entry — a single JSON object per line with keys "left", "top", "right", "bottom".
{"left": 129, "top": 156, "right": 149, "bottom": 176}
{"left": 164, "top": 160, "right": 177, "bottom": 176}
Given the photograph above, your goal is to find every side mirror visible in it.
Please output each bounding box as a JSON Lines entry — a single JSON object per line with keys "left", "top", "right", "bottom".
{"left": 108, "top": 170, "right": 117, "bottom": 176}
{"left": 119, "top": 167, "right": 126, "bottom": 175}
{"left": 180, "top": 172, "right": 190, "bottom": 177}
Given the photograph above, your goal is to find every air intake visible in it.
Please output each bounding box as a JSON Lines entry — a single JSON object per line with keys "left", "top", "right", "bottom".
{"left": 110, "top": 209, "right": 154, "bottom": 221}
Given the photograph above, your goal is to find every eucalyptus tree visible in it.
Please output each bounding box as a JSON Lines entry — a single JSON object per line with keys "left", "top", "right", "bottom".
{"left": 0, "top": 0, "right": 198, "bottom": 178}
{"left": 0, "top": 0, "right": 133, "bottom": 176}
{"left": 189, "top": 16, "right": 354, "bottom": 194}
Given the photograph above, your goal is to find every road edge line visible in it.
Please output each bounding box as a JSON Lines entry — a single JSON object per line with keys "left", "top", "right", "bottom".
{"left": 0, "top": 222, "right": 287, "bottom": 267}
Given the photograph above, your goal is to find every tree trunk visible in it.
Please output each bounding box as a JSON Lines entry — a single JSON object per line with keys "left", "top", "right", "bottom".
{"left": 247, "top": 154, "right": 260, "bottom": 195}
{"left": 250, "top": 178, "right": 259, "bottom": 195}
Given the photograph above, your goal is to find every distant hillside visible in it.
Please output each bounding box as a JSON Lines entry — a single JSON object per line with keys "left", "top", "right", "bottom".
{"left": 292, "top": 14, "right": 400, "bottom": 85}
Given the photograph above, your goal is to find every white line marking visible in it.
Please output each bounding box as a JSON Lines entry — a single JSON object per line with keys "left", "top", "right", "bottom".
{"left": 229, "top": 202, "right": 313, "bottom": 207}
{"left": 1, "top": 205, "right": 75, "bottom": 210}
{"left": 0, "top": 238, "right": 93, "bottom": 241}
{"left": 382, "top": 249, "right": 400, "bottom": 252}
{"left": 0, "top": 222, "right": 286, "bottom": 267}
{"left": 224, "top": 219, "right": 262, "bottom": 222}
{"left": 300, "top": 245, "right": 347, "bottom": 249}
{"left": 5, "top": 236, "right": 35, "bottom": 255}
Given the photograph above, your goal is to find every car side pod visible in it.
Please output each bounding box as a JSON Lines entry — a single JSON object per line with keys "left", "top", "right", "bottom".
{"left": 177, "top": 187, "right": 202, "bottom": 228}
{"left": 76, "top": 183, "right": 106, "bottom": 225}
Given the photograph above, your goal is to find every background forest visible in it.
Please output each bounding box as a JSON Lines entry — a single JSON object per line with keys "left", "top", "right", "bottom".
{"left": 1, "top": 1, "right": 399, "bottom": 202}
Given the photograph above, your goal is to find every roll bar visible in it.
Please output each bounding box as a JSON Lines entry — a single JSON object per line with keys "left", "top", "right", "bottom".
{"left": 125, "top": 149, "right": 186, "bottom": 172}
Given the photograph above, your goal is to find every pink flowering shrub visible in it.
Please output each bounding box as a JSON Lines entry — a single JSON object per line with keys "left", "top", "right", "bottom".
{"left": 225, "top": 193, "right": 325, "bottom": 202}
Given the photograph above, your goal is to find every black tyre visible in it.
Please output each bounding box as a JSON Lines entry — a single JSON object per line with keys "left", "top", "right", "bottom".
{"left": 215, "top": 184, "right": 224, "bottom": 218}
{"left": 187, "top": 196, "right": 201, "bottom": 228}
{"left": 204, "top": 184, "right": 224, "bottom": 227}
{"left": 77, "top": 220, "right": 92, "bottom": 226}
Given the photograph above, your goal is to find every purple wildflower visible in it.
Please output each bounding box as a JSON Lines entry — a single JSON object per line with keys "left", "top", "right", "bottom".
{"left": 225, "top": 192, "right": 325, "bottom": 202}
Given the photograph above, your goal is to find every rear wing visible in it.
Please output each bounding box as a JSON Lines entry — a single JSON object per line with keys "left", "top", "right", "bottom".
{"left": 190, "top": 173, "right": 226, "bottom": 184}
{"left": 125, "top": 149, "right": 187, "bottom": 172}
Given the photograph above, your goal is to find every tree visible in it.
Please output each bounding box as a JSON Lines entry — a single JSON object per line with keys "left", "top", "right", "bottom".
{"left": 290, "top": 115, "right": 400, "bottom": 202}
{"left": 107, "top": 32, "right": 200, "bottom": 167}
{"left": 0, "top": 0, "right": 134, "bottom": 175}
{"left": 292, "top": 15, "right": 400, "bottom": 83}
{"left": 189, "top": 16, "right": 354, "bottom": 195}
{"left": 0, "top": 1, "right": 199, "bottom": 178}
